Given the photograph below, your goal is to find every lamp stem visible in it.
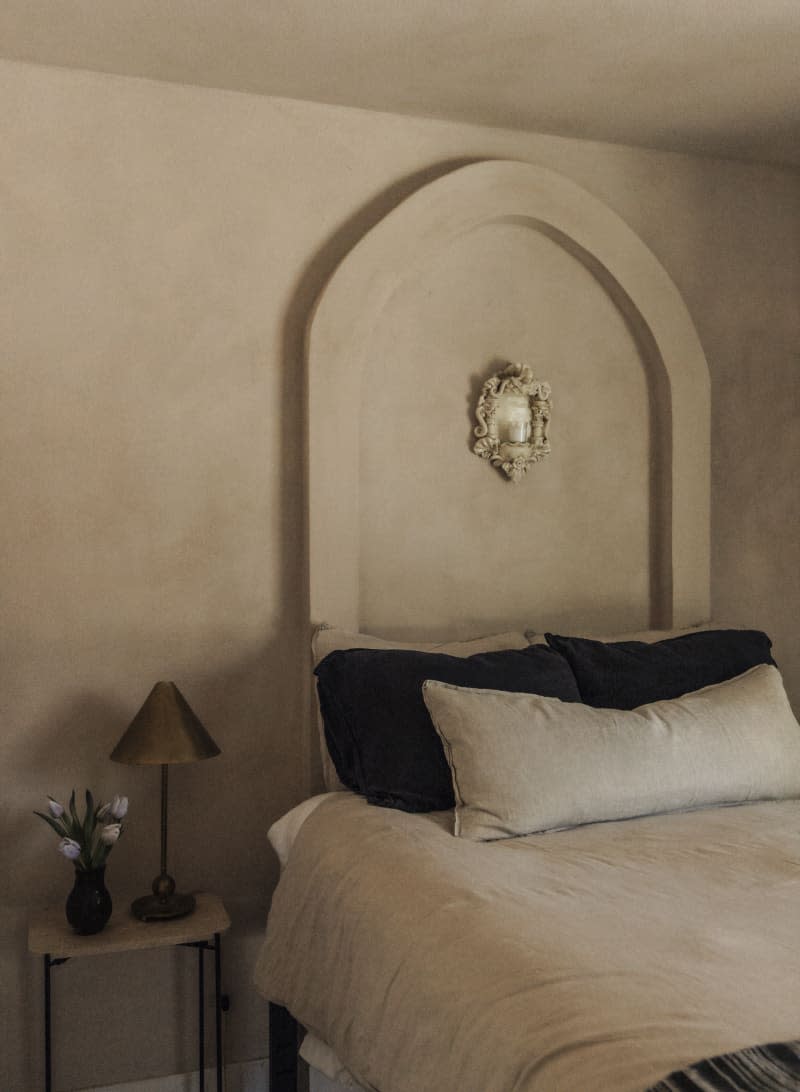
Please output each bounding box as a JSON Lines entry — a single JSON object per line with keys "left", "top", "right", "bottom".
{"left": 130, "top": 759, "right": 194, "bottom": 920}
{"left": 160, "top": 763, "right": 168, "bottom": 878}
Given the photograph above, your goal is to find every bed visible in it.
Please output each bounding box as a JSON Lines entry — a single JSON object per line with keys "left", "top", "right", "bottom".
{"left": 256, "top": 160, "right": 799, "bottom": 1090}
{"left": 254, "top": 625, "right": 800, "bottom": 1092}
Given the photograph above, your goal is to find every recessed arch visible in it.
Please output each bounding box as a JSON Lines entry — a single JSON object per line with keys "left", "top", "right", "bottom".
{"left": 307, "top": 160, "right": 710, "bottom": 631}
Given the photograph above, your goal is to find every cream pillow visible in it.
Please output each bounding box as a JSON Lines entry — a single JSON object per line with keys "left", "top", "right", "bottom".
{"left": 312, "top": 624, "right": 529, "bottom": 791}
{"left": 422, "top": 664, "right": 800, "bottom": 840}
{"left": 313, "top": 625, "right": 528, "bottom": 664}
{"left": 525, "top": 623, "right": 716, "bottom": 644}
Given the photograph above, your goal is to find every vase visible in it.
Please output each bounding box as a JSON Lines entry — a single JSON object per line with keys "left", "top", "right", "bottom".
{"left": 65, "top": 866, "right": 112, "bottom": 935}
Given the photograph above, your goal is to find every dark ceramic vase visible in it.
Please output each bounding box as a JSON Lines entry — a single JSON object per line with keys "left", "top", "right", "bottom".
{"left": 65, "top": 866, "right": 112, "bottom": 935}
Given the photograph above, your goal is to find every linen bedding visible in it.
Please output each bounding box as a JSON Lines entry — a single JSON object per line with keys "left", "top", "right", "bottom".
{"left": 255, "top": 792, "right": 800, "bottom": 1092}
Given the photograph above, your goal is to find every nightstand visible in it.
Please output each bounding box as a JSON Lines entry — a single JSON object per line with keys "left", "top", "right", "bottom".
{"left": 28, "top": 891, "right": 230, "bottom": 1092}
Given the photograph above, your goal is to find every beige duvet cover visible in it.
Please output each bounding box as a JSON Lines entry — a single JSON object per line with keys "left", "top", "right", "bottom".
{"left": 254, "top": 793, "right": 800, "bottom": 1092}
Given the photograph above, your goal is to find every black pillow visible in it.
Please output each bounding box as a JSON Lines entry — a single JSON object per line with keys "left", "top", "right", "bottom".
{"left": 544, "top": 629, "right": 775, "bottom": 709}
{"left": 314, "top": 645, "right": 582, "bottom": 812}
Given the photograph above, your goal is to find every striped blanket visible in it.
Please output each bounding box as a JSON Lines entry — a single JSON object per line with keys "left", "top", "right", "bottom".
{"left": 647, "top": 1041, "right": 800, "bottom": 1091}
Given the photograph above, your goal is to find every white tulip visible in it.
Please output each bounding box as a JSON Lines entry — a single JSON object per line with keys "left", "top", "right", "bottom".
{"left": 110, "top": 795, "right": 128, "bottom": 820}
{"left": 100, "top": 823, "right": 122, "bottom": 845}
{"left": 48, "top": 797, "right": 65, "bottom": 818}
{"left": 58, "top": 838, "right": 81, "bottom": 860}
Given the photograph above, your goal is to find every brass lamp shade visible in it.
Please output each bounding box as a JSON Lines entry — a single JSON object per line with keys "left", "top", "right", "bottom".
{"left": 111, "top": 681, "right": 220, "bottom": 765}
{"left": 111, "top": 682, "right": 220, "bottom": 922}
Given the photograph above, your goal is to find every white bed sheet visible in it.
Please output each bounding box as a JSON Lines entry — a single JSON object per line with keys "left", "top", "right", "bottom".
{"left": 269, "top": 793, "right": 333, "bottom": 869}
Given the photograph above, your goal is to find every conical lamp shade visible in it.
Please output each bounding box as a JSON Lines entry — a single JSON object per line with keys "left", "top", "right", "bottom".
{"left": 111, "top": 681, "right": 220, "bottom": 765}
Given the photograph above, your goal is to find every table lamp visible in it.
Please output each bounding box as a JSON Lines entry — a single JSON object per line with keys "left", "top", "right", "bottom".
{"left": 111, "top": 681, "right": 220, "bottom": 921}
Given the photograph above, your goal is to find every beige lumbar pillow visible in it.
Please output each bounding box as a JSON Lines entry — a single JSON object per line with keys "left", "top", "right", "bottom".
{"left": 422, "top": 664, "right": 800, "bottom": 841}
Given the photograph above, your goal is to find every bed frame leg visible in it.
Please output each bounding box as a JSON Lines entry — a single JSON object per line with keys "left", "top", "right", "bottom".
{"left": 269, "top": 1002, "right": 301, "bottom": 1092}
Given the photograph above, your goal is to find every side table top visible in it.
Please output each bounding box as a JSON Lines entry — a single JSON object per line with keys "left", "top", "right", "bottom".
{"left": 28, "top": 892, "right": 230, "bottom": 958}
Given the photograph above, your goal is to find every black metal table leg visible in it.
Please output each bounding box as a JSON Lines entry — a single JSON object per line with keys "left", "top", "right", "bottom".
{"left": 44, "top": 955, "right": 51, "bottom": 1092}
{"left": 214, "top": 933, "right": 222, "bottom": 1092}
{"left": 43, "top": 955, "right": 68, "bottom": 1092}
{"left": 184, "top": 936, "right": 224, "bottom": 1091}
{"left": 198, "top": 942, "right": 205, "bottom": 1092}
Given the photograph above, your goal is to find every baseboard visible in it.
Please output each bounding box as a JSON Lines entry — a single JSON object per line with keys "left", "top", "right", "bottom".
{"left": 80, "top": 1057, "right": 268, "bottom": 1092}
{"left": 80, "top": 1057, "right": 348, "bottom": 1092}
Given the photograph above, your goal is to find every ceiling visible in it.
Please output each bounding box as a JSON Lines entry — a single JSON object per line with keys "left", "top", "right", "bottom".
{"left": 2, "top": 0, "right": 799, "bottom": 167}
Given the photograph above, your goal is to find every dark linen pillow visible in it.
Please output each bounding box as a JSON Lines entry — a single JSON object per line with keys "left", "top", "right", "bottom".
{"left": 544, "top": 629, "right": 775, "bottom": 709}
{"left": 314, "top": 645, "right": 582, "bottom": 812}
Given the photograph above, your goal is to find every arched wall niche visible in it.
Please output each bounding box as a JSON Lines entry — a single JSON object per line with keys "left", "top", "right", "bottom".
{"left": 307, "top": 160, "right": 710, "bottom": 635}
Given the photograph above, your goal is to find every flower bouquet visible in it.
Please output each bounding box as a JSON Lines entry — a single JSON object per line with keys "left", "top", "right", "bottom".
{"left": 35, "top": 791, "right": 129, "bottom": 934}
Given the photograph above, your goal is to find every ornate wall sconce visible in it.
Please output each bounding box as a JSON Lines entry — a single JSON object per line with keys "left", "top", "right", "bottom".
{"left": 473, "top": 362, "right": 551, "bottom": 482}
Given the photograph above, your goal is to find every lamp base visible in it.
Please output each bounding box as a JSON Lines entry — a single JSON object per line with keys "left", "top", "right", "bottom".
{"left": 131, "top": 892, "right": 196, "bottom": 921}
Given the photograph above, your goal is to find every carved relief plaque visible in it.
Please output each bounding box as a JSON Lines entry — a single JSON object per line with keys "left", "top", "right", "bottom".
{"left": 473, "top": 362, "right": 551, "bottom": 482}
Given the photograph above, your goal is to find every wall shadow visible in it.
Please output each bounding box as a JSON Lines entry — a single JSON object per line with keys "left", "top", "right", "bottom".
{"left": 280, "top": 158, "right": 481, "bottom": 791}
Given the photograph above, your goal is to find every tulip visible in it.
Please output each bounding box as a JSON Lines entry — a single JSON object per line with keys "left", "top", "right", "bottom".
{"left": 110, "top": 795, "right": 128, "bottom": 820}
{"left": 100, "top": 823, "right": 122, "bottom": 845}
{"left": 58, "top": 838, "right": 81, "bottom": 860}
{"left": 96, "top": 802, "right": 111, "bottom": 820}
{"left": 47, "top": 797, "right": 65, "bottom": 819}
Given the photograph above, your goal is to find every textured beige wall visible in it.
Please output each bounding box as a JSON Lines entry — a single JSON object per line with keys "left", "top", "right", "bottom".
{"left": 359, "top": 221, "right": 652, "bottom": 638}
{"left": 0, "top": 58, "right": 798, "bottom": 1090}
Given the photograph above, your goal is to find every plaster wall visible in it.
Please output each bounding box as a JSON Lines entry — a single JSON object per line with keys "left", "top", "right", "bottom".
{"left": 0, "top": 58, "right": 798, "bottom": 1090}
{"left": 360, "top": 221, "right": 653, "bottom": 639}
